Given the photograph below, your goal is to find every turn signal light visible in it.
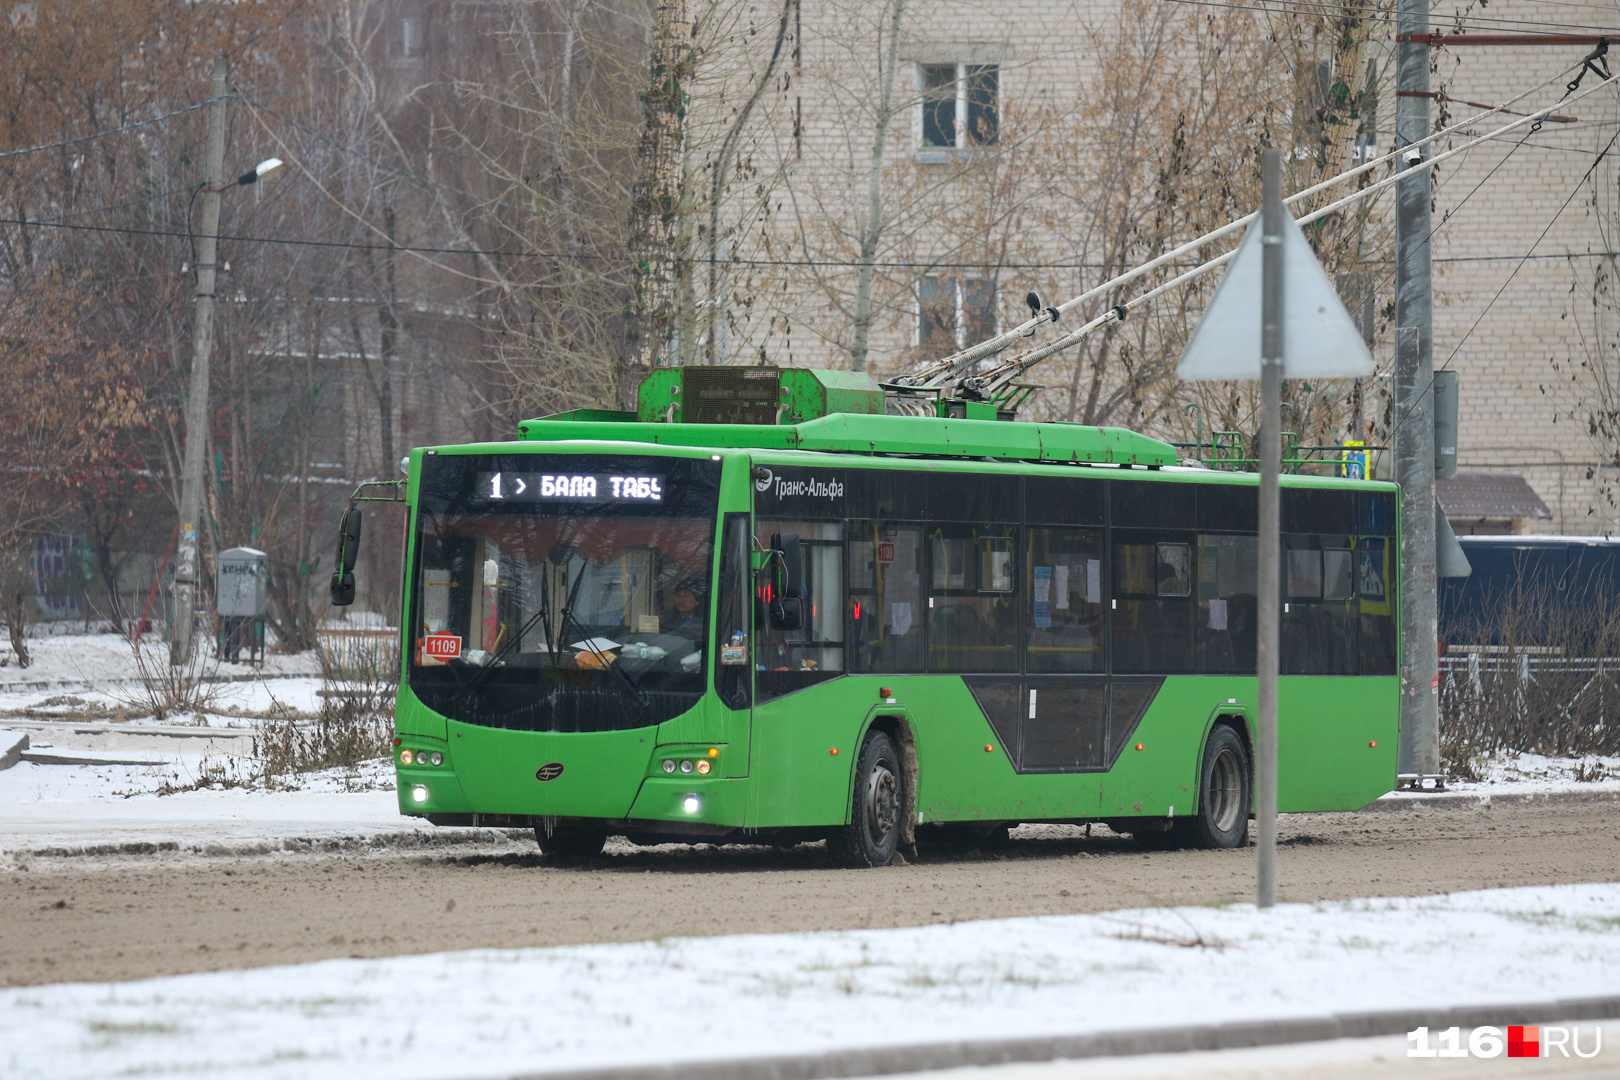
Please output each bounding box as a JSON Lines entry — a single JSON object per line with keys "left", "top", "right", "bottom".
{"left": 1135, "top": 743, "right": 1145, "bottom": 751}
{"left": 400, "top": 749, "right": 414, "bottom": 765}
{"left": 1369, "top": 740, "right": 1378, "bottom": 748}
{"left": 879, "top": 687, "right": 891, "bottom": 699}
{"left": 696, "top": 759, "right": 711, "bottom": 775}
{"left": 707, "top": 747, "right": 719, "bottom": 758}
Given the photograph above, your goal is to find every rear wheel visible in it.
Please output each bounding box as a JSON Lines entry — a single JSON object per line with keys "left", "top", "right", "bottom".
{"left": 534, "top": 825, "right": 608, "bottom": 858}
{"left": 827, "top": 730, "right": 903, "bottom": 867}
{"left": 1185, "top": 725, "right": 1251, "bottom": 849}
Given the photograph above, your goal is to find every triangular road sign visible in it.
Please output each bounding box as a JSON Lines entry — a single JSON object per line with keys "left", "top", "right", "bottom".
{"left": 1177, "top": 210, "right": 1375, "bottom": 381}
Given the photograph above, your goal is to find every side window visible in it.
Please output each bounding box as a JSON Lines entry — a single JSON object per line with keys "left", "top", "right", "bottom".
{"left": 1027, "top": 527, "right": 1104, "bottom": 672}
{"left": 927, "top": 523, "right": 1018, "bottom": 672}
{"left": 1357, "top": 534, "right": 1397, "bottom": 675}
{"left": 715, "top": 514, "right": 751, "bottom": 710}
{"left": 1196, "top": 533, "right": 1257, "bottom": 674}
{"left": 1112, "top": 530, "right": 1195, "bottom": 674}
{"left": 755, "top": 519, "right": 845, "bottom": 700}
{"left": 1283, "top": 534, "right": 1359, "bottom": 676}
{"left": 849, "top": 521, "right": 924, "bottom": 673}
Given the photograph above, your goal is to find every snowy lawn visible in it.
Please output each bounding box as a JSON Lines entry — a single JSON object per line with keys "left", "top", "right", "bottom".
{"left": 0, "top": 631, "right": 326, "bottom": 723}
{"left": 0, "top": 755, "right": 402, "bottom": 854}
{"left": 2, "top": 883, "right": 1617, "bottom": 1080}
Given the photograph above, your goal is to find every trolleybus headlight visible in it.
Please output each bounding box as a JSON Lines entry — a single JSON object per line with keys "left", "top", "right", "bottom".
{"left": 412, "top": 785, "right": 429, "bottom": 803}
{"left": 430, "top": 752, "right": 443, "bottom": 766}
{"left": 400, "top": 750, "right": 414, "bottom": 765}
{"left": 662, "top": 759, "right": 676, "bottom": 774}
{"left": 679, "top": 759, "right": 694, "bottom": 773}
{"left": 696, "top": 759, "right": 711, "bottom": 775}
{"left": 682, "top": 795, "right": 701, "bottom": 814}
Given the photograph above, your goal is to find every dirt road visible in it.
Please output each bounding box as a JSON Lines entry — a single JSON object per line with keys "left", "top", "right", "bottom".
{"left": 3, "top": 799, "right": 1616, "bottom": 988}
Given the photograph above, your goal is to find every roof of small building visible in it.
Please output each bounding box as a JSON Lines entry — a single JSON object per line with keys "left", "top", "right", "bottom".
{"left": 1437, "top": 472, "right": 1552, "bottom": 521}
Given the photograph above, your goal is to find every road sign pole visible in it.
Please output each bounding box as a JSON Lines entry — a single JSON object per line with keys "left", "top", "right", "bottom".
{"left": 1256, "top": 148, "right": 1283, "bottom": 909}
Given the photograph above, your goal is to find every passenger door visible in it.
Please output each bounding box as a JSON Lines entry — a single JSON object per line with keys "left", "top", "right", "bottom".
{"left": 715, "top": 512, "right": 753, "bottom": 775}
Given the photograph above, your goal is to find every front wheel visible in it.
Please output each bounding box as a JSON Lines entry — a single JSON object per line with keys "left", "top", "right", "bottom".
{"left": 1184, "top": 725, "right": 1252, "bottom": 849}
{"left": 827, "top": 730, "right": 903, "bottom": 867}
{"left": 534, "top": 825, "right": 608, "bottom": 858}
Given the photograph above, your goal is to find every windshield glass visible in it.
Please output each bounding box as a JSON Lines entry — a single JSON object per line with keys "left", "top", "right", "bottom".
{"left": 408, "top": 453, "right": 721, "bottom": 732}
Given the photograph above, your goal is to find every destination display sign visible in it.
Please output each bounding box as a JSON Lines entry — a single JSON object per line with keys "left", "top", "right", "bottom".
{"left": 475, "top": 471, "right": 664, "bottom": 503}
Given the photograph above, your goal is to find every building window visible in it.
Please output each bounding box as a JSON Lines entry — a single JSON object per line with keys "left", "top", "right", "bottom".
{"left": 918, "top": 275, "right": 997, "bottom": 349}
{"left": 918, "top": 63, "right": 999, "bottom": 153}
{"left": 389, "top": 16, "right": 424, "bottom": 61}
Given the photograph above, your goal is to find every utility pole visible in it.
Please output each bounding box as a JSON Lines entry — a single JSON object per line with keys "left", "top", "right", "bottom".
{"left": 1393, "top": 0, "right": 1439, "bottom": 784}
{"left": 626, "top": 0, "right": 694, "bottom": 385}
{"left": 171, "top": 57, "right": 228, "bottom": 666}
{"left": 1256, "top": 148, "right": 1282, "bottom": 909}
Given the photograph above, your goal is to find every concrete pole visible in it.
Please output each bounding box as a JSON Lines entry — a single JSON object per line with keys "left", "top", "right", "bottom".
{"left": 1257, "top": 148, "right": 1282, "bottom": 909}
{"left": 1394, "top": 7, "right": 1440, "bottom": 780}
{"left": 171, "top": 57, "right": 228, "bottom": 666}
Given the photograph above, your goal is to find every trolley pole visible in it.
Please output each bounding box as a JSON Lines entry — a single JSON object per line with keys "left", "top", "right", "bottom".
{"left": 171, "top": 57, "right": 228, "bottom": 667}
{"left": 1256, "top": 149, "right": 1282, "bottom": 909}
{"left": 1394, "top": 0, "right": 1440, "bottom": 782}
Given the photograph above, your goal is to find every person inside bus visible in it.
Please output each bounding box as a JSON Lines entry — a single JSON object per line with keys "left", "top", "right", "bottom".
{"left": 661, "top": 581, "right": 706, "bottom": 641}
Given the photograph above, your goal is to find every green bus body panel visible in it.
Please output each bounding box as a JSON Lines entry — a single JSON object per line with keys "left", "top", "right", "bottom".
{"left": 396, "top": 672, "right": 1396, "bottom": 824}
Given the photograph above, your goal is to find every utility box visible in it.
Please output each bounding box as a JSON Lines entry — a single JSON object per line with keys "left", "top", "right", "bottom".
{"left": 216, "top": 547, "right": 268, "bottom": 665}
{"left": 216, "top": 547, "right": 269, "bottom": 616}
{"left": 1433, "top": 370, "right": 1459, "bottom": 480}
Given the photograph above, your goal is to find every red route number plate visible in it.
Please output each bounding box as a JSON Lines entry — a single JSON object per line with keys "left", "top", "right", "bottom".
{"left": 423, "top": 633, "right": 462, "bottom": 661}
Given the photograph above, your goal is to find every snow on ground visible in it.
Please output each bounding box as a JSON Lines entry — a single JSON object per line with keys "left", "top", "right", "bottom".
{"left": 1377, "top": 750, "right": 1620, "bottom": 802}
{"left": 2, "top": 883, "right": 1618, "bottom": 1080}
{"left": 0, "top": 631, "right": 327, "bottom": 723}
{"left": 0, "top": 753, "right": 402, "bottom": 855}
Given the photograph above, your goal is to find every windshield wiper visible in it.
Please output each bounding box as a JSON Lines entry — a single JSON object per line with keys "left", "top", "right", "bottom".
{"left": 449, "top": 569, "right": 566, "bottom": 705}
{"left": 559, "top": 599, "right": 649, "bottom": 712}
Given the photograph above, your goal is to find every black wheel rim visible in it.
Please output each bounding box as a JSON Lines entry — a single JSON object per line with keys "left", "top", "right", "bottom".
{"left": 1208, "top": 747, "right": 1243, "bottom": 834}
{"left": 866, "top": 754, "right": 899, "bottom": 847}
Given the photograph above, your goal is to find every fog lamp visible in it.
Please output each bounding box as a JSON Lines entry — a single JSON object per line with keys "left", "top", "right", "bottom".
{"left": 682, "top": 795, "right": 701, "bottom": 814}
{"left": 412, "top": 785, "right": 429, "bottom": 803}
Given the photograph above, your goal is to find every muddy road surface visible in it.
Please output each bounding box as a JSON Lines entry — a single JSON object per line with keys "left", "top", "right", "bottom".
{"left": 3, "top": 799, "right": 1617, "bottom": 987}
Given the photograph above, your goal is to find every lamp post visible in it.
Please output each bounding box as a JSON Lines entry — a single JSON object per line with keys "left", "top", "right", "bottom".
{"left": 170, "top": 53, "right": 283, "bottom": 666}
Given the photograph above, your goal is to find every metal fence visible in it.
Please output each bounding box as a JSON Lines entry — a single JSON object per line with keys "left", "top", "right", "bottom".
{"left": 316, "top": 627, "right": 400, "bottom": 680}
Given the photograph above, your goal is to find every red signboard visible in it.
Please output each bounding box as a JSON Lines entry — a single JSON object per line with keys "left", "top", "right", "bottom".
{"left": 423, "top": 632, "right": 462, "bottom": 660}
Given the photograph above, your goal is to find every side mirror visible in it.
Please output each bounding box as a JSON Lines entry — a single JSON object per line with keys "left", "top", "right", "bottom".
{"left": 329, "top": 506, "right": 363, "bottom": 606}
{"left": 767, "top": 532, "right": 805, "bottom": 631}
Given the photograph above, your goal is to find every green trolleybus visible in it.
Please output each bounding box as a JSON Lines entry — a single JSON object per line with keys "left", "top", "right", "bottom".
{"left": 345, "top": 367, "right": 1399, "bottom": 866}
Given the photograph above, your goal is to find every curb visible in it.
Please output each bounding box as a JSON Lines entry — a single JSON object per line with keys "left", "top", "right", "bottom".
{"left": 9, "top": 828, "right": 532, "bottom": 860}
{"left": 1364, "top": 788, "right": 1620, "bottom": 811}
{"left": 505, "top": 994, "right": 1620, "bottom": 1080}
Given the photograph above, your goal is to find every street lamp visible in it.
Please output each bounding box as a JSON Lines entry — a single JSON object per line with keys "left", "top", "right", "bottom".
{"left": 170, "top": 56, "right": 285, "bottom": 666}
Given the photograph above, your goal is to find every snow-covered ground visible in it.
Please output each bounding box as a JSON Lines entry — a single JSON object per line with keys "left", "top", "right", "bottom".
{"left": 0, "top": 748, "right": 403, "bottom": 854}
{"left": 3, "top": 883, "right": 1617, "bottom": 1080}
{"left": 1378, "top": 751, "right": 1620, "bottom": 801}
{"left": 0, "top": 631, "right": 325, "bottom": 724}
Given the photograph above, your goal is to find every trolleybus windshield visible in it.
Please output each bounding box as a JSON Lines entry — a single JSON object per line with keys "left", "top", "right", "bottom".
{"left": 407, "top": 454, "right": 721, "bottom": 732}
